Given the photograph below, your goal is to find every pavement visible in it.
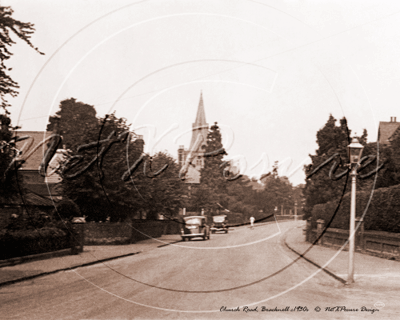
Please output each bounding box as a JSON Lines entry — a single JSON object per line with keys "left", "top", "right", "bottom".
{"left": 284, "top": 222, "right": 400, "bottom": 290}
{"left": 1, "top": 221, "right": 399, "bottom": 290}
{"left": 0, "top": 234, "right": 181, "bottom": 288}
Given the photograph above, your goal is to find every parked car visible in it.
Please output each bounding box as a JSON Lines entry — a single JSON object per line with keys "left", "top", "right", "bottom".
{"left": 181, "top": 216, "right": 210, "bottom": 241}
{"left": 210, "top": 215, "right": 229, "bottom": 234}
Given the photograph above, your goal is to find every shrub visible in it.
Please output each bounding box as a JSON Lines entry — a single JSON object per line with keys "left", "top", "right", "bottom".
{"left": 5, "top": 207, "right": 52, "bottom": 231}
{"left": 0, "top": 227, "right": 69, "bottom": 260}
{"left": 54, "top": 199, "right": 81, "bottom": 220}
{"left": 311, "top": 184, "right": 400, "bottom": 233}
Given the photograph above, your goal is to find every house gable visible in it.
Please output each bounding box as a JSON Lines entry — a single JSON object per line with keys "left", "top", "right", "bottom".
{"left": 378, "top": 118, "right": 400, "bottom": 146}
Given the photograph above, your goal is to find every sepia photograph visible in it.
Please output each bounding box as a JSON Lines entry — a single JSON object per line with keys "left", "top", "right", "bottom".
{"left": 0, "top": 0, "right": 400, "bottom": 319}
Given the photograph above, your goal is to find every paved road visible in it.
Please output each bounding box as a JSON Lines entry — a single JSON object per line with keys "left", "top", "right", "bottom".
{"left": 0, "top": 221, "right": 397, "bottom": 319}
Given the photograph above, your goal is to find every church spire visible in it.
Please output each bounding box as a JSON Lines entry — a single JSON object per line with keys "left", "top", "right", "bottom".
{"left": 189, "top": 92, "right": 209, "bottom": 151}
{"left": 194, "top": 91, "right": 206, "bottom": 127}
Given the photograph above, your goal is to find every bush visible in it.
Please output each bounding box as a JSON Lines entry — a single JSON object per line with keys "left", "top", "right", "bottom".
{"left": 311, "top": 184, "right": 400, "bottom": 233}
{"left": 0, "top": 227, "right": 69, "bottom": 260}
{"left": 5, "top": 207, "right": 52, "bottom": 231}
{"left": 54, "top": 199, "right": 81, "bottom": 220}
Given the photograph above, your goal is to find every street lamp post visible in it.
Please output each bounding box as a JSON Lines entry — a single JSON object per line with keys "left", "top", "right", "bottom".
{"left": 346, "top": 137, "right": 364, "bottom": 284}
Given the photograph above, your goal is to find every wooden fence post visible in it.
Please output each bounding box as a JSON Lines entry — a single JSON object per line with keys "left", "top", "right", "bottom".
{"left": 305, "top": 218, "right": 312, "bottom": 242}
{"left": 355, "top": 217, "right": 365, "bottom": 251}
{"left": 316, "top": 219, "right": 325, "bottom": 245}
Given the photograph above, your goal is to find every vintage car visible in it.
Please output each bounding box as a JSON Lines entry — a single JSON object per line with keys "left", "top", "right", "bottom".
{"left": 181, "top": 216, "right": 210, "bottom": 241}
{"left": 210, "top": 215, "right": 229, "bottom": 234}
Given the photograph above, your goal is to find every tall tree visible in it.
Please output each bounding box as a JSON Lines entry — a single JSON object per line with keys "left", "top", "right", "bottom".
{"left": 0, "top": 6, "right": 43, "bottom": 111}
{"left": 259, "top": 161, "right": 294, "bottom": 216}
{"left": 57, "top": 110, "right": 145, "bottom": 222}
{"left": 48, "top": 102, "right": 184, "bottom": 222}
{"left": 303, "top": 115, "right": 350, "bottom": 219}
{"left": 302, "top": 115, "right": 373, "bottom": 219}
{"left": 47, "top": 98, "right": 98, "bottom": 149}
{"left": 191, "top": 122, "right": 227, "bottom": 213}
{"left": 192, "top": 122, "right": 270, "bottom": 222}
{"left": 0, "top": 114, "right": 22, "bottom": 202}
{"left": 127, "top": 152, "right": 184, "bottom": 220}
{"left": 0, "top": 6, "right": 42, "bottom": 202}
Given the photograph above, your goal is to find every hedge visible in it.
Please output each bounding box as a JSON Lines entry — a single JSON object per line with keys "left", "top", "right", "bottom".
{"left": 311, "top": 184, "right": 400, "bottom": 233}
{"left": 0, "top": 227, "right": 70, "bottom": 260}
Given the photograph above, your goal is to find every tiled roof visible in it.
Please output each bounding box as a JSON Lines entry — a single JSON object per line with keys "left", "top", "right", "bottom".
{"left": 14, "top": 131, "right": 53, "bottom": 170}
{"left": 25, "top": 183, "right": 60, "bottom": 197}
{"left": 24, "top": 191, "right": 57, "bottom": 207}
{"left": 378, "top": 122, "right": 400, "bottom": 145}
{"left": 2, "top": 190, "right": 56, "bottom": 207}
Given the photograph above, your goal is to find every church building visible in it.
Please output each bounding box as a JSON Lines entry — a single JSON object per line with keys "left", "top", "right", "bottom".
{"left": 178, "top": 92, "right": 209, "bottom": 184}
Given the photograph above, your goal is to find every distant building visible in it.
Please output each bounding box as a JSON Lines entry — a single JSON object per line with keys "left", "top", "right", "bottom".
{"left": 178, "top": 92, "right": 209, "bottom": 184}
{"left": 378, "top": 117, "right": 400, "bottom": 146}
{"left": 14, "top": 131, "right": 64, "bottom": 199}
{"left": 0, "top": 131, "right": 64, "bottom": 227}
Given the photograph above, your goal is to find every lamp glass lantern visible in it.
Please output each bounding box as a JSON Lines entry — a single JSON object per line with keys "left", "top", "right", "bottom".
{"left": 347, "top": 138, "right": 364, "bottom": 165}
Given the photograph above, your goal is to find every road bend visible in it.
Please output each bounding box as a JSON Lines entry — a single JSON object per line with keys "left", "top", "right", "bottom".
{"left": 0, "top": 221, "right": 396, "bottom": 319}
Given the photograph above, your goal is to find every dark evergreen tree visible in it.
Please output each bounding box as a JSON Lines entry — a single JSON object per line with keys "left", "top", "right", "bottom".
{"left": 302, "top": 115, "right": 374, "bottom": 219}
{"left": 192, "top": 122, "right": 227, "bottom": 214}
{"left": 303, "top": 115, "right": 350, "bottom": 219}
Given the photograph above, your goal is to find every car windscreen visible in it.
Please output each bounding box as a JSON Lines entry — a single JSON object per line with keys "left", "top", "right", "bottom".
{"left": 185, "top": 218, "right": 202, "bottom": 225}
{"left": 213, "top": 216, "right": 226, "bottom": 223}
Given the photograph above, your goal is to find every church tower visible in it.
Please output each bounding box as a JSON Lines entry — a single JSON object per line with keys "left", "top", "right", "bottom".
{"left": 179, "top": 92, "right": 209, "bottom": 183}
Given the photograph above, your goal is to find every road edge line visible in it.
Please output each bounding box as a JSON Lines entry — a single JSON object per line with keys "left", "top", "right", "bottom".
{"left": 0, "top": 251, "right": 141, "bottom": 288}
{"left": 283, "top": 226, "right": 347, "bottom": 285}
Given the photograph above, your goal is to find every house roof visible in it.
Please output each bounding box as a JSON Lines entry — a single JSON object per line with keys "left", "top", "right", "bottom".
{"left": 24, "top": 182, "right": 60, "bottom": 197}
{"left": 2, "top": 190, "right": 56, "bottom": 207}
{"left": 14, "top": 131, "right": 53, "bottom": 170}
{"left": 24, "top": 191, "right": 57, "bottom": 207}
{"left": 378, "top": 121, "right": 400, "bottom": 145}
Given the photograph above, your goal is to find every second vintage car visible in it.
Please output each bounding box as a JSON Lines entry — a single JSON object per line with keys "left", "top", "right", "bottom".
{"left": 181, "top": 216, "right": 210, "bottom": 241}
{"left": 210, "top": 214, "right": 229, "bottom": 233}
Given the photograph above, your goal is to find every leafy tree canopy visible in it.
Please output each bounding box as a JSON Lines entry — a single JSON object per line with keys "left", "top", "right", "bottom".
{"left": 0, "top": 6, "right": 42, "bottom": 201}
{"left": 0, "top": 6, "right": 43, "bottom": 111}
{"left": 47, "top": 98, "right": 98, "bottom": 150}
{"left": 48, "top": 98, "right": 184, "bottom": 222}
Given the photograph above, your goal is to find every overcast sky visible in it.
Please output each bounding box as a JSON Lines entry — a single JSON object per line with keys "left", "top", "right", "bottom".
{"left": 5, "top": 0, "right": 400, "bottom": 185}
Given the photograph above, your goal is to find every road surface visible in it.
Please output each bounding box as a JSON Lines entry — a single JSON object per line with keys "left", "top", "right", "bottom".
{"left": 0, "top": 221, "right": 397, "bottom": 319}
